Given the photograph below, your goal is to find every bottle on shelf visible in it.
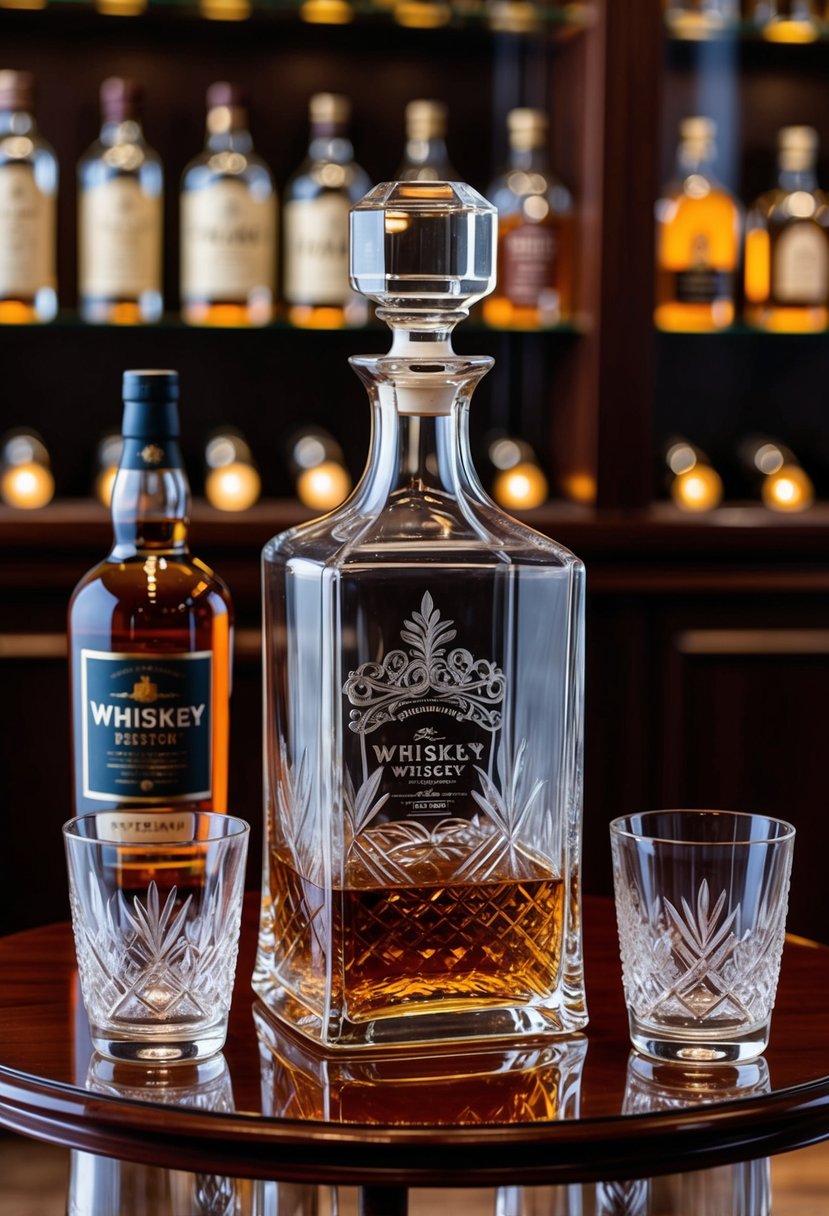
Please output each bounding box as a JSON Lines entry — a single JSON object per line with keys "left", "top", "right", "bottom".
{"left": 78, "top": 78, "right": 163, "bottom": 326}
{"left": 181, "top": 82, "right": 277, "bottom": 327}
{"left": 255, "top": 181, "right": 587, "bottom": 1049}
{"left": 396, "top": 99, "right": 458, "bottom": 182}
{"left": 483, "top": 107, "right": 575, "bottom": 329}
{"left": 654, "top": 116, "right": 742, "bottom": 332}
{"left": 752, "top": 0, "right": 822, "bottom": 43}
{"left": 68, "top": 370, "right": 233, "bottom": 820}
{"left": 662, "top": 0, "right": 739, "bottom": 40}
{"left": 283, "top": 93, "right": 371, "bottom": 329}
{"left": 744, "top": 126, "right": 829, "bottom": 333}
{"left": 0, "top": 69, "right": 57, "bottom": 324}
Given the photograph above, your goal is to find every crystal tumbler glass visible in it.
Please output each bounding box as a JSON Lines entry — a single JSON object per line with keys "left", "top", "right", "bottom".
{"left": 610, "top": 810, "right": 795, "bottom": 1063}
{"left": 64, "top": 810, "right": 249, "bottom": 1062}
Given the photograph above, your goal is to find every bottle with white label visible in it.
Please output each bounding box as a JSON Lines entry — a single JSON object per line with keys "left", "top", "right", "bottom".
{"left": 181, "top": 82, "right": 276, "bottom": 327}
{"left": 745, "top": 126, "right": 829, "bottom": 332}
{"left": 68, "top": 370, "right": 233, "bottom": 819}
{"left": 0, "top": 69, "right": 57, "bottom": 324}
{"left": 283, "top": 93, "right": 371, "bottom": 328}
{"left": 483, "top": 108, "right": 574, "bottom": 329}
{"left": 255, "top": 183, "right": 586, "bottom": 1050}
{"left": 78, "top": 77, "right": 163, "bottom": 325}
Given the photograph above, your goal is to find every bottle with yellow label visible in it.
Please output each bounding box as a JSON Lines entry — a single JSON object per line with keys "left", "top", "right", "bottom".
{"left": 180, "top": 82, "right": 277, "bottom": 327}
{"left": 283, "top": 93, "right": 371, "bottom": 329}
{"left": 654, "top": 117, "right": 741, "bottom": 332}
{"left": 483, "top": 108, "right": 574, "bottom": 329}
{"left": 744, "top": 126, "right": 829, "bottom": 333}
{"left": 78, "top": 78, "right": 163, "bottom": 325}
{"left": 0, "top": 69, "right": 57, "bottom": 324}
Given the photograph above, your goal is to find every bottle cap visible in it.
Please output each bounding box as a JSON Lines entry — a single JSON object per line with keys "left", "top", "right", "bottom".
{"left": 206, "top": 80, "right": 247, "bottom": 110}
{"left": 121, "top": 370, "right": 180, "bottom": 439}
{"left": 309, "top": 92, "right": 350, "bottom": 126}
{"left": 680, "top": 116, "right": 716, "bottom": 143}
{"left": 0, "top": 69, "right": 34, "bottom": 112}
{"left": 350, "top": 180, "right": 495, "bottom": 318}
{"left": 405, "top": 99, "right": 447, "bottom": 140}
{"left": 778, "top": 124, "right": 818, "bottom": 172}
{"left": 100, "top": 77, "right": 142, "bottom": 123}
{"left": 507, "top": 107, "right": 547, "bottom": 151}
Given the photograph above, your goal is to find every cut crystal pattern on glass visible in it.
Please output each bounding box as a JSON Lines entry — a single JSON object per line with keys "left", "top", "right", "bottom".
{"left": 70, "top": 874, "right": 241, "bottom": 1031}
{"left": 615, "top": 876, "right": 787, "bottom": 1029}
{"left": 256, "top": 179, "right": 586, "bottom": 1047}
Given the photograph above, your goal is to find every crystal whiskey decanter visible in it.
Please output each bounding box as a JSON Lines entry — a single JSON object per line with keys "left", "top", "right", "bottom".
{"left": 254, "top": 181, "right": 587, "bottom": 1048}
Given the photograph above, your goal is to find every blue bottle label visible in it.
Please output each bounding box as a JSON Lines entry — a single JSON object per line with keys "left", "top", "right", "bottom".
{"left": 81, "top": 650, "right": 212, "bottom": 804}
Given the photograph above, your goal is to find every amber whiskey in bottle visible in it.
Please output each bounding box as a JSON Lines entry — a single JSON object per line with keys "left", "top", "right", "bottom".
{"left": 181, "top": 82, "right": 277, "bottom": 327}
{"left": 483, "top": 107, "right": 574, "bottom": 329}
{"left": 78, "top": 77, "right": 163, "bottom": 325}
{"left": 744, "top": 126, "right": 829, "bottom": 333}
{"left": 68, "top": 370, "right": 233, "bottom": 819}
{"left": 655, "top": 117, "right": 742, "bottom": 332}
{"left": 0, "top": 70, "right": 57, "bottom": 324}
{"left": 283, "top": 93, "right": 371, "bottom": 329}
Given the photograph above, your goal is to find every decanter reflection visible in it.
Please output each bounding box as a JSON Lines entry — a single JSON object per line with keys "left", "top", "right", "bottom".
{"left": 255, "top": 1000, "right": 586, "bottom": 1125}
{"left": 255, "top": 180, "right": 586, "bottom": 1050}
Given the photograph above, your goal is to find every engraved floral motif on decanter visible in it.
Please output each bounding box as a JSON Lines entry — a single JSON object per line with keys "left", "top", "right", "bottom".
{"left": 255, "top": 181, "right": 587, "bottom": 1048}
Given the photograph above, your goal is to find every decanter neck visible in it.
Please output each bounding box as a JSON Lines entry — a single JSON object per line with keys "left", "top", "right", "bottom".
{"left": 349, "top": 355, "right": 492, "bottom": 511}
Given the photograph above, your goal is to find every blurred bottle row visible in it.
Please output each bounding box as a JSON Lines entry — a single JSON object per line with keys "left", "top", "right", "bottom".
{"left": 665, "top": 0, "right": 829, "bottom": 41}
{"left": 0, "top": 70, "right": 575, "bottom": 330}
{"left": 656, "top": 118, "right": 829, "bottom": 332}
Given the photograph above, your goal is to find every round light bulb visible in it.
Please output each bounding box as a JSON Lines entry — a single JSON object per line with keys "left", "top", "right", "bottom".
{"left": 296, "top": 461, "right": 352, "bottom": 510}
{"left": 671, "top": 464, "right": 723, "bottom": 512}
{"left": 761, "top": 464, "right": 814, "bottom": 513}
{"left": 1, "top": 461, "right": 55, "bottom": 509}
{"left": 205, "top": 462, "right": 262, "bottom": 512}
{"left": 492, "top": 461, "right": 549, "bottom": 510}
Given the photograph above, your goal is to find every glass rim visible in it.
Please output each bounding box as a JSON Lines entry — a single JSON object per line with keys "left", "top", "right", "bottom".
{"left": 62, "top": 809, "right": 250, "bottom": 845}
{"left": 609, "top": 808, "right": 796, "bottom": 846}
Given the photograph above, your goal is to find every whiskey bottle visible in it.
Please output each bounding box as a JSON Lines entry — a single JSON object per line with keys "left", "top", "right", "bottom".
{"left": 181, "top": 82, "right": 276, "bottom": 327}
{"left": 396, "top": 99, "right": 458, "bottom": 182}
{"left": 283, "top": 93, "right": 371, "bottom": 328}
{"left": 0, "top": 70, "right": 57, "bottom": 324}
{"left": 68, "top": 370, "right": 233, "bottom": 818}
{"left": 254, "top": 181, "right": 587, "bottom": 1050}
{"left": 483, "top": 107, "right": 574, "bottom": 328}
{"left": 78, "top": 77, "right": 163, "bottom": 325}
{"left": 655, "top": 116, "right": 742, "bottom": 332}
{"left": 744, "top": 126, "right": 829, "bottom": 332}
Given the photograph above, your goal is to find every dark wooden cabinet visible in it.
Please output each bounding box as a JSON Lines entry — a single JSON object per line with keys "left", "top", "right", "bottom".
{"left": 1, "top": 3, "right": 829, "bottom": 944}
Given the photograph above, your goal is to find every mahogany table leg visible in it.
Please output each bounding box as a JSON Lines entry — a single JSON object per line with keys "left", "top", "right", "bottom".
{"left": 359, "top": 1184, "right": 409, "bottom": 1215}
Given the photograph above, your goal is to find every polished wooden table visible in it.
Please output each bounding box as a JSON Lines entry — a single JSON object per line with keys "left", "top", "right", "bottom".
{"left": 1, "top": 894, "right": 828, "bottom": 1203}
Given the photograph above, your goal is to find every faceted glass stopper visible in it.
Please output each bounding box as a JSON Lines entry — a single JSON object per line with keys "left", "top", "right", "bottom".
{"left": 349, "top": 181, "right": 496, "bottom": 320}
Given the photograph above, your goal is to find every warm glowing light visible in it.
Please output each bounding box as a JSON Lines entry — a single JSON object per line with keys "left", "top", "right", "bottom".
{"left": 200, "top": 0, "right": 252, "bottom": 17}
{"left": 300, "top": 0, "right": 353, "bottom": 21}
{"left": 762, "top": 464, "right": 814, "bottom": 512}
{"left": 96, "top": 0, "right": 146, "bottom": 14}
{"left": 394, "top": 0, "right": 451, "bottom": 26}
{"left": 296, "top": 462, "right": 352, "bottom": 510}
{"left": 205, "top": 462, "right": 262, "bottom": 512}
{"left": 561, "top": 471, "right": 597, "bottom": 504}
{"left": 1, "top": 461, "right": 54, "bottom": 509}
{"left": 761, "top": 18, "right": 819, "bottom": 42}
{"left": 671, "top": 464, "right": 723, "bottom": 512}
{"left": 95, "top": 466, "right": 118, "bottom": 509}
{"left": 492, "top": 461, "right": 549, "bottom": 510}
